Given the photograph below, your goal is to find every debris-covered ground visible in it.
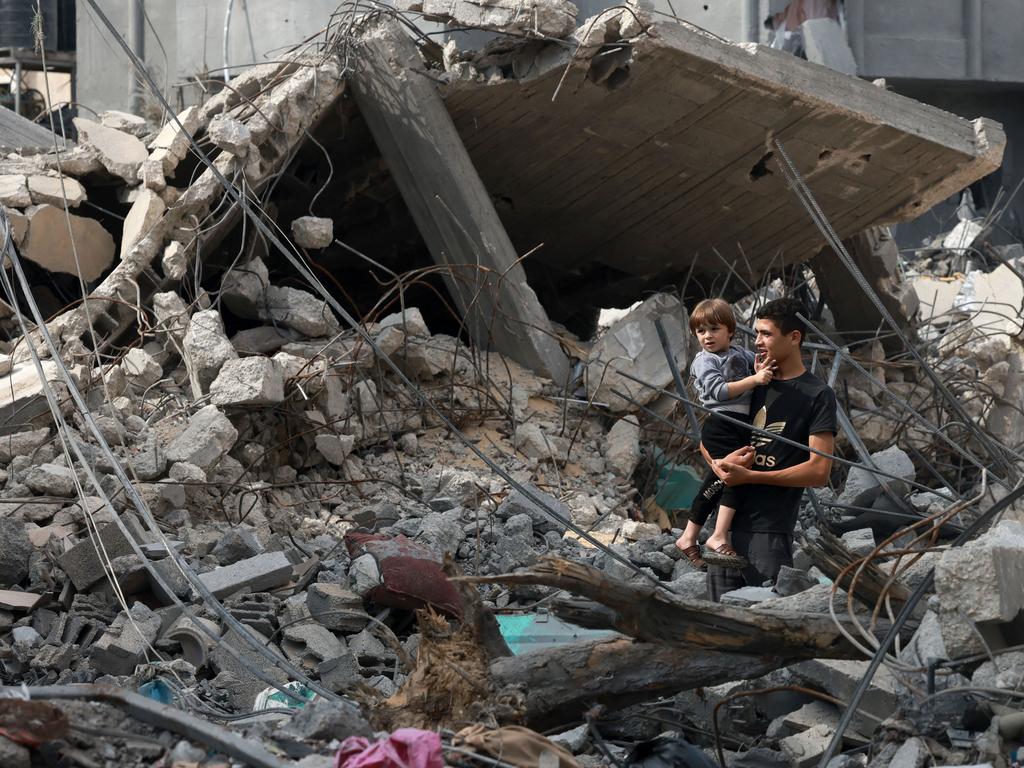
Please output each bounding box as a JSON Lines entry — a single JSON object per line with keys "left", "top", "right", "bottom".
{"left": 1, "top": 2, "right": 1024, "bottom": 767}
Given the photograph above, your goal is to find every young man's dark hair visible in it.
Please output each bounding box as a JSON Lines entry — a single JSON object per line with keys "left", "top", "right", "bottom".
{"left": 756, "top": 297, "right": 806, "bottom": 346}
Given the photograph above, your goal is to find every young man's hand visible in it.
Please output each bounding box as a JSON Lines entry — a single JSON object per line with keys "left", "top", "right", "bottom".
{"left": 752, "top": 366, "right": 774, "bottom": 385}
{"left": 715, "top": 460, "right": 757, "bottom": 486}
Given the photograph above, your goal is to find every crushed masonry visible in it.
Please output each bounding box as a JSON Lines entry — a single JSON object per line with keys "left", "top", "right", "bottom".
{"left": 0, "top": 2, "right": 1021, "bottom": 767}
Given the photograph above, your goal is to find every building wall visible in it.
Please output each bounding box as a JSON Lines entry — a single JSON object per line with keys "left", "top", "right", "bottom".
{"left": 76, "top": 0, "right": 339, "bottom": 115}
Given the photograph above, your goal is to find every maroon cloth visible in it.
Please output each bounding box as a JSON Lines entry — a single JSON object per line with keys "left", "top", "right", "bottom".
{"left": 344, "top": 533, "right": 463, "bottom": 619}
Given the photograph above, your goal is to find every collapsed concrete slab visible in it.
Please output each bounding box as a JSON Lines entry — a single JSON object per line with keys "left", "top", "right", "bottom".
{"left": 22, "top": 204, "right": 115, "bottom": 281}
{"left": 439, "top": 21, "right": 1004, "bottom": 310}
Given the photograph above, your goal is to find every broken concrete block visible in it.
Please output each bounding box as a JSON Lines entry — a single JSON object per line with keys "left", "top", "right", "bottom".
{"left": 840, "top": 527, "right": 876, "bottom": 557}
{"left": 26, "top": 175, "right": 86, "bottom": 208}
{"left": 58, "top": 517, "right": 147, "bottom": 590}
{"left": 24, "top": 462, "right": 77, "bottom": 496}
{"left": 210, "top": 527, "right": 264, "bottom": 565}
{"left": 210, "top": 356, "right": 285, "bottom": 406}
{"left": 91, "top": 601, "right": 161, "bottom": 675}
{"left": 121, "top": 187, "right": 166, "bottom": 258}
{"left": 778, "top": 722, "right": 834, "bottom": 768}
{"left": 837, "top": 446, "right": 915, "bottom": 509}
{"left": 315, "top": 433, "right": 355, "bottom": 466}
{"left": 886, "top": 736, "right": 927, "bottom": 768}
{"left": 586, "top": 294, "right": 688, "bottom": 413}
{"left": 121, "top": 348, "right": 163, "bottom": 390}
{"left": 221, "top": 256, "right": 269, "bottom": 319}
{"left": 934, "top": 520, "right": 1024, "bottom": 639}
{"left": 801, "top": 18, "right": 857, "bottom": 75}
{"left": 284, "top": 697, "right": 372, "bottom": 741}
{"left": 197, "top": 551, "right": 293, "bottom": 599}
{"left": 0, "top": 520, "right": 31, "bottom": 587}
{"left": 317, "top": 652, "right": 363, "bottom": 692}
{"left": 148, "top": 106, "right": 200, "bottom": 175}
{"left": 0, "top": 175, "right": 31, "bottom": 207}
{"left": 605, "top": 416, "right": 640, "bottom": 477}
{"left": 291, "top": 216, "right": 334, "bottom": 249}
{"left": 411, "top": 0, "right": 578, "bottom": 38}
{"left": 497, "top": 483, "right": 569, "bottom": 534}
{"left": 183, "top": 309, "right": 238, "bottom": 393}
{"left": 73, "top": 117, "right": 149, "bottom": 182}
{"left": 152, "top": 290, "right": 188, "bottom": 352}
{"left": 306, "top": 583, "right": 370, "bottom": 632}
{"left": 790, "top": 659, "right": 898, "bottom": 735}
{"left": 377, "top": 307, "right": 430, "bottom": 338}
{"left": 964, "top": 263, "right": 1024, "bottom": 337}
{"left": 22, "top": 204, "right": 115, "bottom": 281}
{"left": 263, "top": 285, "right": 342, "bottom": 338}
{"left": 4, "top": 206, "right": 27, "bottom": 246}
{"left": 282, "top": 623, "right": 347, "bottom": 668}
{"left": 165, "top": 405, "right": 238, "bottom": 472}
{"left": 139, "top": 156, "right": 166, "bottom": 191}
{"left": 514, "top": 422, "right": 565, "bottom": 461}
{"left": 100, "top": 109, "right": 148, "bottom": 136}
{"left": 0, "top": 427, "right": 49, "bottom": 463}
{"left": 207, "top": 114, "right": 252, "bottom": 156}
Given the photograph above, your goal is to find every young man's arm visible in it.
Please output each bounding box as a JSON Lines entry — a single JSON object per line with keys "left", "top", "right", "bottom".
{"left": 714, "top": 432, "right": 834, "bottom": 488}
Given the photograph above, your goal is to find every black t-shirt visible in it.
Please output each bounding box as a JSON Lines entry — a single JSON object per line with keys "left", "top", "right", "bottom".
{"left": 731, "top": 370, "right": 838, "bottom": 533}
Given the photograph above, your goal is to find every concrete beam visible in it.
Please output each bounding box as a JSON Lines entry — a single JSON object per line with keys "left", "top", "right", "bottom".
{"left": 348, "top": 19, "right": 570, "bottom": 383}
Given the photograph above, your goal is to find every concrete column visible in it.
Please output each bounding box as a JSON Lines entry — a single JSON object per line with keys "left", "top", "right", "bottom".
{"left": 741, "top": 0, "right": 759, "bottom": 43}
{"left": 128, "top": 0, "right": 145, "bottom": 115}
{"left": 845, "top": 0, "right": 865, "bottom": 75}
{"left": 965, "top": 0, "right": 983, "bottom": 79}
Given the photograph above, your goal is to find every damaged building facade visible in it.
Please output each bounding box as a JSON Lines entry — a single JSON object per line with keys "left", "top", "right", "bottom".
{"left": 0, "top": 1, "right": 1023, "bottom": 767}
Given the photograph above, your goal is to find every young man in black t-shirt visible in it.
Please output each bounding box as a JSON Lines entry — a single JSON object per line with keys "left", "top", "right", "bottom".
{"left": 702, "top": 298, "right": 838, "bottom": 602}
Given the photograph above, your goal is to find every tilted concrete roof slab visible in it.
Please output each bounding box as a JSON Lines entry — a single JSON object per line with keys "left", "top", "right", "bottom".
{"left": 441, "top": 22, "right": 1004, "bottom": 292}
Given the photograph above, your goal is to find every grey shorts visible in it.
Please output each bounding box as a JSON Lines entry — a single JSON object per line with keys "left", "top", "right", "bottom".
{"left": 706, "top": 530, "right": 794, "bottom": 602}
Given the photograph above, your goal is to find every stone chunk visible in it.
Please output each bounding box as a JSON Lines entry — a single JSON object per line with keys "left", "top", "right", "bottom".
{"left": 91, "top": 601, "right": 161, "bottom": 675}
{"left": 291, "top": 216, "right": 334, "bottom": 249}
{"left": 496, "top": 483, "right": 569, "bottom": 534}
{"left": 73, "top": 117, "right": 149, "bottom": 182}
{"left": 778, "top": 723, "right": 834, "bottom": 768}
{"left": 148, "top": 106, "right": 200, "bottom": 175}
{"left": 220, "top": 256, "right": 269, "bottom": 319}
{"left": 789, "top": 659, "right": 898, "bottom": 735}
{"left": 121, "top": 187, "right": 166, "bottom": 258}
{"left": 0, "top": 427, "right": 49, "bottom": 463}
{"left": 840, "top": 527, "right": 876, "bottom": 557}
{"left": 26, "top": 175, "right": 86, "bottom": 208}
{"left": 24, "top": 462, "right": 78, "bottom": 496}
{"left": 197, "top": 551, "right": 293, "bottom": 598}
{"left": 586, "top": 293, "right": 688, "bottom": 413}
{"left": 307, "top": 583, "right": 370, "bottom": 632}
{"left": 934, "top": 520, "right": 1024, "bottom": 654}
{"left": 377, "top": 307, "right": 430, "bottom": 338}
{"left": 58, "top": 518, "right": 147, "bottom": 590}
{"left": 100, "top": 110, "right": 148, "bottom": 136}
{"left": 410, "top": 0, "right": 578, "bottom": 37}
{"left": 22, "top": 204, "right": 115, "bottom": 281}
{"left": 0, "top": 175, "right": 30, "bottom": 207}
{"left": 208, "top": 114, "right": 252, "bottom": 156}
{"left": 0, "top": 520, "right": 31, "bottom": 587}
{"left": 282, "top": 623, "right": 347, "bottom": 668}
{"left": 183, "top": 310, "right": 238, "bottom": 394}
{"left": 263, "top": 285, "right": 342, "bottom": 338}
{"left": 210, "top": 527, "right": 264, "bottom": 565}
{"left": 315, "top": 433, "right": 355, "bottom": 466}
{"left": 604, "top": 416, "right": 641, "bottom": 477}
{"left": 210, "top": 357, "right": 285, "bottom": 406}
{"left": 837, "top": 446, "right": 915, "bottom": 508}
{"left": 164, "top": 405, "right": 238, "bottom": 471}
{"left": 121, "top": 348, "right": 163, "bottom": 389}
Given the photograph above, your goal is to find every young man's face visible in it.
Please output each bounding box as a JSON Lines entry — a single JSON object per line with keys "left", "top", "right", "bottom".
{"left": 694, "top": 323, "right": 732, "bottom": 354}
{"left": 754, "top": 317, "right": 800, "bottom": 363}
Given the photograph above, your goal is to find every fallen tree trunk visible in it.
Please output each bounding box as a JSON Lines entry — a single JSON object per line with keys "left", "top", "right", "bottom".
{"left": 489, "top": 635, "right": 791, "bottom": 730}
{"left": 463, "top": 556, "right": 873, "bottom": 658}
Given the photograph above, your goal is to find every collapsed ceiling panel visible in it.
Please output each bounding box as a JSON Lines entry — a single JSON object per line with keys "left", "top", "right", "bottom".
{"left": 441, "top": 22, "right": 1004, "bottom": 297}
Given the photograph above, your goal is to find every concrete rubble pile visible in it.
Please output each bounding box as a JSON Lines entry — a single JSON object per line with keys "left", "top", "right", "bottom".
{"left": 0, "top": 3, "right": 1023, "bottom": 768}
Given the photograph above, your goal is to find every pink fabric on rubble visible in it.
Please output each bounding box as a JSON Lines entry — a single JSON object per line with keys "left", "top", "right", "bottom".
{"left": 335, "top": 728, "right": 444, "bottom": 768}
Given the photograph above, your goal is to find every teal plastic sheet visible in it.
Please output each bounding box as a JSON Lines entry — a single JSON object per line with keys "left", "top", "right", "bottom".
{"left": 496, "top": 613, "right": 614, "bottom": 655}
